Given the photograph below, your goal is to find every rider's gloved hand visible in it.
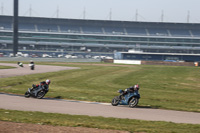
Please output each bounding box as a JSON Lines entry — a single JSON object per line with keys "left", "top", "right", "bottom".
{"left": 32, "top": 84, "right": 36, "bottom": 88}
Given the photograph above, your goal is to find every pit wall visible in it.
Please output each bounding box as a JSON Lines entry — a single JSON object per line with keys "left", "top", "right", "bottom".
{"left": 0, "top": 57, "right": 101, "bottom": 63}
{"left": 141, "top": 60, "right": 195, "bottom": 66}
{"left": 112, "top": 60, "right": 196, "bottom": 66}
{"left": 113, "top": 60, "right": 141, "bottom": 65}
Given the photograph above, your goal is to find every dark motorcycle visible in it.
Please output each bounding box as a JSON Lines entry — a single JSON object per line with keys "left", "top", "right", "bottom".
{"left": 29, "top": 64, "right": 34, "bottom": 70}
{"left": 25, "top": 85, "right": 48, "bottom": 99}
{"left": 111, "top": 89, "right": 140, "bottom": 108}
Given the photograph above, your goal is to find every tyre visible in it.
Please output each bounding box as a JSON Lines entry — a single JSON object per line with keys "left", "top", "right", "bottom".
{"left": 129, "top": 97, "right": 139, "bottom": 108}
{"left": 111, "top": 96, "right": 120, "bottom": 106}
{"left": 31, "top": 66, "right": 34, "bottom": 70}
{"left": 37, "top": 91, "right": 46, "bottom": 99}
{"left": 24, "top": 91, "right": 31, "bottom": 98}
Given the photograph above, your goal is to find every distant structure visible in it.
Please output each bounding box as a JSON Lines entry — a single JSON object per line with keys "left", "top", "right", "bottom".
{"left": 1, "top": 3, "right": 3, "bottom": 15}
{"left": 0, "top": 15, "right": 200, "bottom": 61}
{"left": 13, "top": 0, "right": 19, "bottom": 56}
{"left": 135, "top": 9, "right": 138, "bottom": 21}
{"left": 29, "top": 5, "right": 32, "bottom": 17}
{"left": 83, "top": 7, "right": 86, "bottom": 19}
{"left": 109, "top": 8, "right": 112, "bottom": 20}
{"left": 161, "top": 10, "right": 164, "bottom": 22}
{"left": 187, "top": 11, "right": 190, "bottom": 23}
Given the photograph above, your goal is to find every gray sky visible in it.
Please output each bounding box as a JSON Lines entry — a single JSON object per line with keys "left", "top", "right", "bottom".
{"left": 0, "top": 0, "right": 200, "bottom": 23}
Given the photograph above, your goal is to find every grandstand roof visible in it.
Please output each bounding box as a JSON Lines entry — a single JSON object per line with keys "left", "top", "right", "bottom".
{"left": 1, "top": 15, "right": 200, "bottom": 30}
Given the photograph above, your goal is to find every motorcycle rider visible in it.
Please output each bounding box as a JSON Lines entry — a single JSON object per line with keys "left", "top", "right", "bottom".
{"left": 29, "top": 60, "right": 35, "bottom": 70}
{"left": 31, "top": 79, "right": 51, "bottom": 92}
{"left": 120, "top": 84, "right": 139, "bottom": 99}
{"left": 17, "top": 62, "right": 23, "bottom": 67}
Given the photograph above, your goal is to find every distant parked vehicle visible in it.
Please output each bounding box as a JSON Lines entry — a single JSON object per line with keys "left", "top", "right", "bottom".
{"left": 164, "top": 60, "right": 177, "bottom": 62}
{"left": 105, "top": 56, "right": 113, "bottom": 59}
{"left": 58, "top": 54, "right": 64, "bottom": 58}
{"left": 65, "top": 55, "right": 78, "bottom": 58}
{"left": 42, "top": 54, "right": 52, "bottom": 58}
{"left": 65, "top": 54, "right": 72, "bottom": 58}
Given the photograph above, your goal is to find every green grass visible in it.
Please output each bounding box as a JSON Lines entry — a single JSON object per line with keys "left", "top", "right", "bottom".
{"left": 0, "top": 62, "right": 200, "bottom": 112}
{"left": 0, "top": 109, "right": 200, "bottom": 133}
{"left": 0, "top": 65, "right": 15, "bottom": 69}
{"left": 1, "top": 62, "right": 200, "bottom": 132}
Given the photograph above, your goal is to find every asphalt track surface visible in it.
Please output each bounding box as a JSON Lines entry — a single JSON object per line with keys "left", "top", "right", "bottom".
{"left": 0, "top": 63, "right": 79, "bottom": 78}
{"left": 0, "top": 63, "right": 200, "bottom": 125}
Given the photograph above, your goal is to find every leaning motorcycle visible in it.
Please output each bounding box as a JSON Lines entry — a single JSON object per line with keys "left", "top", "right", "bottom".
{"left": 25, "top": 85, "right": 48, "bottom": 99}
{"left": 111, "top": 89, "right": 140, "bottom": 108}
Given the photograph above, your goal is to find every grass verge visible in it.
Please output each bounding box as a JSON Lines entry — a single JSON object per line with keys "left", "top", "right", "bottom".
{"left": 0, "top": 65, "right": 15, "bottom": 69}
{"left": 0, "top": 109, "right": 200, "bottom": 133}
{"left": 0, "top": 62, "right": 200, "bottom": 112}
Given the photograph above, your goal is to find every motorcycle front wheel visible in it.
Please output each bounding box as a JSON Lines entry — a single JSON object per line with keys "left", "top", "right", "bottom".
{"left": 37, "top": 91, "right": 46, "bottom": 99}
{"left": 129, "top": 97, "right": 139, "bottom": 108}
{"left": 24, "top": 91, "right": 31, "bottom": 98}
{"left": 111, "top": 96, "right": 120, "bottom": 106}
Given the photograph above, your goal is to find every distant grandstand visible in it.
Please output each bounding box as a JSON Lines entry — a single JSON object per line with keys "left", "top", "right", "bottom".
{"left": 0, "top": 15, "right": 200, "bottom": 61}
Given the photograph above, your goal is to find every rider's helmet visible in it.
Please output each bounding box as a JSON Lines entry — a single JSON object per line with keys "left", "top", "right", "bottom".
{"left": 46, "top": 79, "right": 51, "bottom": 85}
{"left": 134, "top": 84, "right": 139, "bottom": 90}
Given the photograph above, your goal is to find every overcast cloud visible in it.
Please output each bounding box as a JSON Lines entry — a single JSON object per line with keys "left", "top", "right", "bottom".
{"left": 0, "top": 0, "right": 199, "bottom": 23}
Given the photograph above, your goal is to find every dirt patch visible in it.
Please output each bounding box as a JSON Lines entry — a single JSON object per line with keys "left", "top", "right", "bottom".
{"left": 0, "top": 121, "right": 129, "bottom": 133}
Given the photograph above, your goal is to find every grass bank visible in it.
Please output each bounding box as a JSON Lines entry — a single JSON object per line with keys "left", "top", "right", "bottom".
{"left": 0, "top": 109, "right": 199, "bottom": 133}
{"left": 0, "top": 62, "right": 200, "bottom": 112}
{"left": 0, "top": 65, "right": 15, "bottom": 69}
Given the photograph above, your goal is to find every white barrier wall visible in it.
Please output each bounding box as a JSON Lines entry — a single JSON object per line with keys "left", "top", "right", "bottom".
{"left": 114, "top": 60, "right": 141, "bottom": 65}
{"left": 0, "top": 57, "right": 101, "bottom": 63}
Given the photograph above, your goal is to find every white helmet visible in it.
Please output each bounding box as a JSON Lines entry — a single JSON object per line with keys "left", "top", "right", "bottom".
{"left": 46, "top": 79, "right": 51, "bottom": 85}
{"left": 134, "top": 84, "right": 139, "bottom": 89}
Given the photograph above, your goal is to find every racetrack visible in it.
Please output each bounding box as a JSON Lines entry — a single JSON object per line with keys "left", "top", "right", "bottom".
{"left": 1, "top": 93, "right": 200, "bottom": 124}
{"left": 0, "top": 63, "right": 200, "bottom": 125}
{"left": 0, "top": 63, "right": 79, "bottom": 78}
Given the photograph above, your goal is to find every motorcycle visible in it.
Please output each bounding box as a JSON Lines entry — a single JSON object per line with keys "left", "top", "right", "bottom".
{"left": 111, "top": 89, "right": 140, "bottom": 108}
{"left": 29, "top": 63, "right": 35, "bottom": 70}
{"left": 24, "top": 84, "right": 48, "bottom": 99}
{"left": 17, "top": 62, "right": 23, "bottom": 67}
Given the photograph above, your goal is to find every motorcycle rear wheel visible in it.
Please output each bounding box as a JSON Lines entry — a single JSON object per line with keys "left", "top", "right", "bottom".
{"left": 24, "top": 91, "right": 31, "bottom": 98}
{"left": 37, "top": 91, "right": 46, "bottom": 99}
{"left": 129, "top": 97, "right": 139, "bottom": 108}
{"left": 111, "top": 96, "right": 120, "bottom": 106}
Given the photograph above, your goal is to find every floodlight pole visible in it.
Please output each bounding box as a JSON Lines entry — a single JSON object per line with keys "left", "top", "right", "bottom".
{"left": 13, "top": 0, "right": 19, "bottom": 56}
